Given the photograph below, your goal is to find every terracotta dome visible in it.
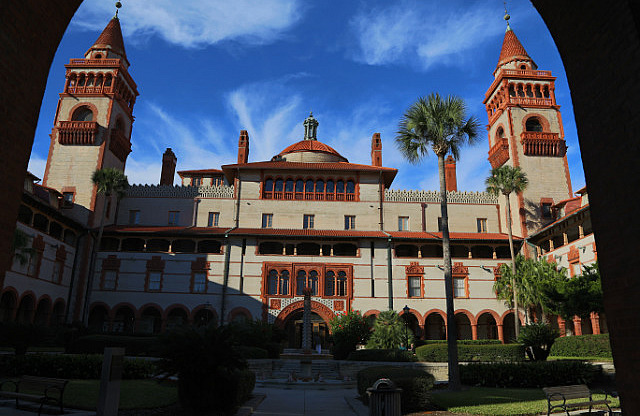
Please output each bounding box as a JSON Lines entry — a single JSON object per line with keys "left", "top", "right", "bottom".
{"left": 277, "top": 139, "right": 348, "bottom": 163}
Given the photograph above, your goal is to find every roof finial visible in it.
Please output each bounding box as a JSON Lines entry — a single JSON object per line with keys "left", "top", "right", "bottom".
{"left": 115, "top": 1, "right": 122, "bottom": 18}
{"left": 503, "top": 1, "right": 511, "bottom": 31}
{"left": 303, "top": 112, "right": 319, "bottom": 141}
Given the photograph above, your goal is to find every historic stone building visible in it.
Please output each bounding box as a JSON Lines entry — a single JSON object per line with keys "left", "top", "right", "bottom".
{"left": 0, "top": 15, "right": 602, "bottom": 347}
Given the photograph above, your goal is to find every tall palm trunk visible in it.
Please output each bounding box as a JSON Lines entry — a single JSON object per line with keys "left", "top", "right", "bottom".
{"left": 82, "top": 193, "right": 110, "bottom": 324}
{"left": 504, "top": 192, "right": 519, "bottom": 339}
{"left": 438, "top": 153, "right": 460, "bottom": 390}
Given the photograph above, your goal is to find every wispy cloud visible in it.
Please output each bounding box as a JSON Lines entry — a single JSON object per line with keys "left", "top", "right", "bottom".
{"left": 349, "top": 1, "right": 511, "bottom": 70}
{"left": 74, "top": 0, "right": 304, "bottom": 48}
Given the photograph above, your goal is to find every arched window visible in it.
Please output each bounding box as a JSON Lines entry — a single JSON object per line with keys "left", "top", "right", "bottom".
{"left": 296, "top": 270, "right": 306, "bottom": 295}
{"left": 268, "top": 270, "right": 278, "bottom": 295}
{"left": 346, "top": 180, "right": 355, "bottom": 193}
{"left": 285, "top": 179, "right": 294, "bottom": 192}
{"left": 280, "top": 270, "right": 290, "bottom": 295}
{"left": 496, "top": 127, "right": 504, "bottom": 139}
{"left": 305, "top": 180, "right": 314, "bottom": 193}
{"left": 104, "top": 74, "right": 113, "bottom": 87}
{"left": 325, "top": 271, "right": 335, "bottom": 296}
{"left": 526, "top": 117, "right": 543, "bottom": 132}
{"left": 275, "top": 179, "right": 283, "bottom": 192}
{"left": 336, "top": 180, "right": 344, "bottom": 194}
{"left": 72, "top": 106, "right": 94, "bottom": 122}
{"left": 77, "top": 74, "right": 86, "bottom": 87}
{"left": 309, "top": 270, "right": 318, "bottom": 295}
{"left": 295, "top": 179, "right": 304, "bottom": 193}
{"left": 264, "top": 178, "right": 274, "bottom": 197}
{"left": 336, "top": 271, "right": 347, "bottom": 296}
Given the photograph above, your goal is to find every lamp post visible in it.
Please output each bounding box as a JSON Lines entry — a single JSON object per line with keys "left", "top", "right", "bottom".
{"left": 402, "top": 305, "right": 410, "bottom": 349}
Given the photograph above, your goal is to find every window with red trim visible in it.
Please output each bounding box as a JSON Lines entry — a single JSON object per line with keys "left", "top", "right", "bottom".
{"left": 262, "top": 176, "right": 357, "bottom": 201}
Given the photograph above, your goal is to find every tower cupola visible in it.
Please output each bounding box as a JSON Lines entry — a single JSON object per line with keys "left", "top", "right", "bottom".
{"left": 85, "top": 16, "right": 129, "bottom": 68}
{"left": 303, "top": 112, "right": 319, "bottom": 140}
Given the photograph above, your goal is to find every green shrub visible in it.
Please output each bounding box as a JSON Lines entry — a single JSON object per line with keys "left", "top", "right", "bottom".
{"left": 415, "top": 343, "right": 525, "bottom": 362}
{"left": 518, "top": 323, "right": 559, "bottom": 361}
{"left": 329, "top": 311, "right": 371, "bottom": 360}
{"left": 550, "top": 334, "right": 612, "bottom": 358}
{"left": 0, "top": 323, "right": 47, "bottom": 355}
{"left": 67, "top": 334, "right": 160, "bottom": 356}
{"left": 366, "top": 310, "right": 411, "bottom": 350}
{"left": 0, "top": 353, "right": 157, "bottom": 379}
{"left": 228, "top": 320, "right": 285, "bottom": 358}
{"left": 347, "top": 349, "right": 417, "bottom": 362}
{"left": 237, "top": 346, "right": 269, "bottom": 359}
{"left": 420, "top": 339, "right": 502, "bottom": 345}
{"left": 460, "top": 361, "right": 601, "bottom": 388}
{"left": 357, "top": 366, "right": 435, "bottom": 412}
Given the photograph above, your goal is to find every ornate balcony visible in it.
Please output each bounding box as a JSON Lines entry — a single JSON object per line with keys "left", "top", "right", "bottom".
{"left": 501, "top": 69, "right": 552, "bottom": 77}
{"left": 57, "top": 121, "right": 99, "bottom": 145}
{"left": 510, "top": 97, "right": 554, "bottom": 107}
{"left": 521, "top": 132, "right": 567, "bottom": 157}
{"left": 488, "top": 137, "right": 510, "bottom": 168}
{"left": 109, "top": 129, "right": 131, "bottom": 161}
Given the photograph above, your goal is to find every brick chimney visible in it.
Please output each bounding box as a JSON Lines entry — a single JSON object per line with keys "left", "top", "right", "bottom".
{"left": 371, "top": 133, "right": 382, "bottom": 167}
{"left": 238, "top": 130, "right": 249, "bottom": 164}
{"left": 160, "top": 148, "right": 177, "bottom": 186}
{"left": 445, "top": 155, "right": 457, "bottom": 192}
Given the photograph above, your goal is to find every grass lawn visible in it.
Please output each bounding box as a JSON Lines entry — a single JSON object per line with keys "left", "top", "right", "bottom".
{"left": 429, "top": 387, "right": 619, "bottom": 416}
{"left": 64, "top": 379, "right": 178, "bottom": 410}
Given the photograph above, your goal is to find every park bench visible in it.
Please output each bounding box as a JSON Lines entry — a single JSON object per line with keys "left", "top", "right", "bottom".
{"left": 0, "top": 375, "right": 68, "bottom": 415}
{"left": 543, "top": 384, "right": 612, "bottom": 416}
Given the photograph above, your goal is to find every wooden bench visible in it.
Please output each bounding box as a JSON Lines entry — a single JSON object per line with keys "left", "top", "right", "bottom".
{"left": 0, "top": 375, "right": 68, "bottom": 415}
{"left": 543, "top": 384, "right": 612, "bottom": 416}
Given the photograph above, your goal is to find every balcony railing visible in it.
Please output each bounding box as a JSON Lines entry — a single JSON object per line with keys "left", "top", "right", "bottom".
{"left": 58, "top": 121, "right": 99, "bottom": 145}
{"left": 501, "top": 69, "right": 552, "bottom": 77}
{"left": 488, "top": 137, "right": 510, "bottom": 168}
{"left": 521, "top": 132, "right": 567, "bottom": 157}
{"left": 69, "top": 58, "right": 120, "bottom": 66}
{"left": 510, "top": 97, "right": 554, "bottom": 107}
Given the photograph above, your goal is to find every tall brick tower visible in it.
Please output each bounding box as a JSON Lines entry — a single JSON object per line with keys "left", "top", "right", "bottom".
{"left": 484, "top": 14, "right": 572, "bottom": 238}
{"left": 43, "top": 13, "right": 138, "bottom": 227}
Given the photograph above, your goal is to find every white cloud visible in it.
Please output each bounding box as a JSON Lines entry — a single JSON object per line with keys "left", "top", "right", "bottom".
{"left": 27, "top": 155, "right": 47, "bottom": 181}
{"left": 74, "top": 0, "right": 303, "bottom": 48}
{"left": 350, "top": 1, "right": 510, "bottom": 70}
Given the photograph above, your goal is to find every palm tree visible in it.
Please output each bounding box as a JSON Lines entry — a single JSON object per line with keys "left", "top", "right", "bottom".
{"left": 486, "top": 165, "right": 528, "bottom": 338}
{"left": 82, "top": 167, "right": 129, "bottom": 323}
{"left": 396, "top": 93, "right": 480, "bottom": 391}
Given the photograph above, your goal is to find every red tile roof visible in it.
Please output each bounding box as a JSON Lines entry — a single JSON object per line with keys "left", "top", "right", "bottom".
{"left": 177, "top": 169, "right": 224, "bottom": 177}
{"left": 498, "top": 28, "right": 532, "bottom": 67}
{"left": 222, "top": 161, "right": 398, "bottom": 187}
{"left": 89, "top": 17, "right": 127, "bottom": 60}
{"left": 279, "top": 140, "right": 345, "bottom": 160}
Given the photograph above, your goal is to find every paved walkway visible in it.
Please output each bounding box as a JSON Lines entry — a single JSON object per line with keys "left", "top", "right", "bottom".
{"left": 250, "top": 387, "right": 367, "bottom": 416}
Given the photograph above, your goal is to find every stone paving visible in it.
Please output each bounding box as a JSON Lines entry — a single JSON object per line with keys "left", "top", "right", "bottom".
{"left": 250, "top": 386, "right": 367, "bottom": 416}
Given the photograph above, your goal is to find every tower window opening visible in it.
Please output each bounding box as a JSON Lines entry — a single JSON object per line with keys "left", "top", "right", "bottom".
{"left": 517, "top": 85, "right": 525, "bottom": 97}
{"left": 508, "top": 85, "right": 515, "bottom": 97}
{"left": 520, "top": 64, "right": 527, "bottom": 70}
{"left": 535, "top": 85, "right": 542, "bottom": 98}
{"left": 72, "top": 106, "right": 94, "bottom": 122}
{"left": 95, "top": 53, "right": 102, "bottom": 59}
{"left": 526, "top": 85, "right": 533, "bottom": 97}
{"left": 543, "top": 86, "right": 550, "bottom": 98}
{"left": 525, "top": 117, "right": 543, "bottom": 132}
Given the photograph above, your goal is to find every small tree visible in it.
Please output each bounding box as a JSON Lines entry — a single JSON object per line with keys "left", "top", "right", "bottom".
{"left": 546, "top": 262, "right": 604, "bottom": 321}
{"left": 329, "top": 310, "right": 371, "bottom": 359}
{"left": 11, "top": 228, "right": 34, "bottom": 266}
{"left": 82, "top": 167, "right": 129, "bottom": 323}
{"left": 518, "top": 322, "right": 559, "bottom": 361}
{"left": 366, "top": 310, "right": 410, "bottom": 350}
{"left": 486, "top": 165, "right": 528, "bottom": 337}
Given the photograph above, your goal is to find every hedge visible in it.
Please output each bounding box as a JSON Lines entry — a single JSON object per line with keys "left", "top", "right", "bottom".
{"left": 67, "top": 334, "right": 161, "bottom": 356}
{"left": 460, "top": 361, "right": 602, "bottom": 388}
{"left": 550, "top": 334, "right": 612, "bottom": 358}
{"left": 415, "top": 343, "right": 525, "bottom": 362}
{"left": 420, "top": 339, "right": 503, "bottom": 345}
{"left": 357, "top": 366, "right": 435, "bottom": 412}
{"left": 347, "top": 349, "right": 417, "bottom": 362}
{"left": 0, "top": 353, "right": 157, "bottom": 379}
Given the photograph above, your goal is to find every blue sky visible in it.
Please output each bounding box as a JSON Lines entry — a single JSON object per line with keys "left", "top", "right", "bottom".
{"left": 28, "top": 0, "right": 585, "bottom": 193}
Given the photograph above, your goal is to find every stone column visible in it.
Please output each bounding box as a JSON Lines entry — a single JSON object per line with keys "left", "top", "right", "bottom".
{"left": 471, "top": 324, "right": 478, "bottom": 340}
{"left": 497, "top": 324, "right": 504, "bottom": 343}
{"left": 302, "top": 287, "right": 312, "bottom": 352}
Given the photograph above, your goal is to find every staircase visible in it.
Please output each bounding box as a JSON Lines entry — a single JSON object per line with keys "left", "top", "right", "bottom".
{"left": 270, "top": 359, "right": 341, "bottom": 380}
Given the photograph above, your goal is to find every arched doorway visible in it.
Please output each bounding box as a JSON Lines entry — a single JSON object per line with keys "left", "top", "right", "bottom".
{"left": 88, "top": 305, "right": 109, "bottom": 332}
{"left": 16, "top": 294, "right": 35, "bottom": 324}
{"left": 282, "top": 311, "right": 330, "bottom": 350}
{"left": 112, "top": 305, "right": 135, "bottom": 333}
{"left": 477, "top": 312, "right": 498, "bottom": 340}
{"left": 401, "top": 312, "right": 421, "bottom": 342}
{"left": 34, "top": 297, "right": 51, "bottom": 326}
{"left": 139, "top": 306, "right": 162, "bottom": 334}
{"left": 0, "top": 291, "right": 17, "bottom": 322}
{"left": 424, "top": 312, "right": 446, "bottom": 340}
{"left": 455, "top": 313, "right": 472, "bottom": 340}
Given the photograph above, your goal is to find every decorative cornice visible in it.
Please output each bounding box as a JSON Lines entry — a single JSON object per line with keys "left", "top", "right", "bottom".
{"left": 385, "top": 189, "right": 498, "bottom": 204}
{"left": 126, "top": 184, "right": 234, "bottom": 199}
{"left": 405, "top": 261, "right": 424, "bottom": 275}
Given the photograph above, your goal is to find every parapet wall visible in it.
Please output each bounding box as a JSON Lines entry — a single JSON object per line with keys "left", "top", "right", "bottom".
{"left": 126, "top": 184, "right": 234, "bottom": 199}
{"left": 385, "top": 189, "right": 498, "bottom": 204}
